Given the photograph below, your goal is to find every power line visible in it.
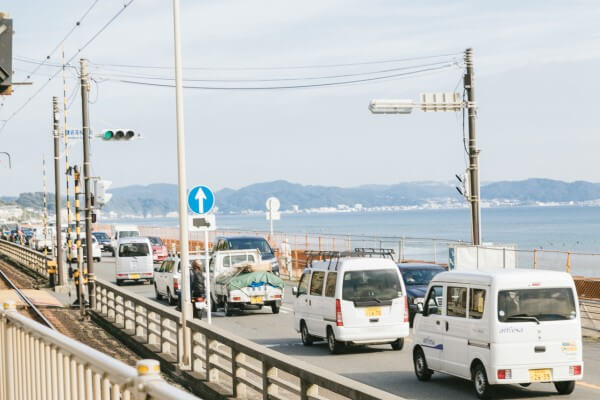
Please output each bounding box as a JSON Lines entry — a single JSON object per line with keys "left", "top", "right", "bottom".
{"left": 88, "top": 51, "right": 464, "bottom": 71}
{"left": 109, "top": 63, "right": 459, "bottom": 91}
{"left": 0, "top": 0, "right": 136, "bottom": 135}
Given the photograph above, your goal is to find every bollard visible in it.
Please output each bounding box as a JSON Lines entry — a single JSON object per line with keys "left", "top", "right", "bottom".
{"left": 134, "top": 359, "right": 162, "bottom": 400}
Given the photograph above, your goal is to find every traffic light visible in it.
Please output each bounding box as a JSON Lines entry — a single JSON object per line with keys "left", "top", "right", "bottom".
{"left": 0, "top": 14, "right": 13, "bottom": 95}
{"left": 102, "top": 129, "right": 136, "bottom": 141}
{"left": 95, "top": 180, "right": 113, "bottom": 206}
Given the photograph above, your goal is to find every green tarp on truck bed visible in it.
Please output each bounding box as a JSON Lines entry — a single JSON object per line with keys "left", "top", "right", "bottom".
{"left": 216, "top": 271, "right": 284, "bottom": 291}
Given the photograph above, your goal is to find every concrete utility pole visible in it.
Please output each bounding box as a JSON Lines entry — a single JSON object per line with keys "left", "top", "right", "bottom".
{"left": 52, "top": 96, "right": 65, "bottom": 286}
{"left": 172, "top": 0, "right": 192, "bottom": 369}
{"left": 80, "top": 59, "right": 95, "bottom": 308}
{"left": 464, "top": 48, "right": 482, "bottom": 245}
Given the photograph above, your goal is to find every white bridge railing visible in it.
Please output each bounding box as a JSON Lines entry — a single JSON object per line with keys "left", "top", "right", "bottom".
{"left": 0, "top": 301, "right": 200, "bottom": 400}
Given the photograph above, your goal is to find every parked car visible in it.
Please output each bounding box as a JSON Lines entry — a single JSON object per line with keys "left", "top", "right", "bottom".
{"left": 398, "top": 263, "right": 446, "bottom": 326}
{"left": 293, "top": 254, "right": 409, "bottom": 354}
{"left": 148, "top": 236, "right": 168, "bottom": 263}
{"left": 68, "top": 236, "right": 102, "bottom": 262}
{"left": 154, "top": 254, "right": 206, "bottom": 305}
{"left": 115, "top": 237, "right": 153, "bottom": 285}
{"left": 213, "top": 236, "right": 279, "bottom": 275}
{"left": 412, "top": 270, "right": 583, "bottom": 399}
{"left": 110, "top": 224, "right": 140, "bottom": 256}
{"left": 92, "top": 231, "right": 112, "bottom": 252}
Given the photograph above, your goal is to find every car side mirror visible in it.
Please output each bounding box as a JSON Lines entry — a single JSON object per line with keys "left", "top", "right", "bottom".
{"left": 292, "top": 287, "right": 298, "bottom": 296}
{"left": 154, "top": 266, "right": 160, "bottom": 272}
{"left": 416, "top": 303, "right": 424, "bottom": 313}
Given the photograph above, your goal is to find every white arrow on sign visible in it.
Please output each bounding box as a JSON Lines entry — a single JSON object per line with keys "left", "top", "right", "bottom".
{"left": 195, "top": 188, "right": 207, "bottom": 214}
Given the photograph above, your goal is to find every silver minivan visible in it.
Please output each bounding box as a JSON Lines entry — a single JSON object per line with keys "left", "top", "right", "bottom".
{"left": 115, "top": 237, "right": 154, "bottom": 285}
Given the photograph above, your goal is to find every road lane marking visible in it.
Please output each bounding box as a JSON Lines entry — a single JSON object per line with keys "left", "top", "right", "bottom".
{"left": 578, "top": 381, "right": 600, "bottom": 391}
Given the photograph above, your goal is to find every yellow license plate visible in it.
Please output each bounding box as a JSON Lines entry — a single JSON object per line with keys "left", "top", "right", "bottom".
{"left": 365, "top": 307, "right": 381, "bottom": 317}
{"left": 250, "top": 296, "right": 264, "bottom": 304}
{"left": 130, "top": 274, "right": 140, "bottom": 279}
{"left": 529, "top": 369, "right": 552, "bottom": 382}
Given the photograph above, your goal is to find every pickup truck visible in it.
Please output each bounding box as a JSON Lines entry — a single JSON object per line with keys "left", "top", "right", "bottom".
{"left": 210, "top": 249, "right": 284, "bottom": 316}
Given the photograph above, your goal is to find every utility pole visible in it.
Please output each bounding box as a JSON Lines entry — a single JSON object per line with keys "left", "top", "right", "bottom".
{"left": 80, "top": 58, "right": 95, "bottom": 309}
{"left": 52, "top": 96, "right": 65, "bottom": 286}
{"left": 62, "top": 46, "right": 73, "bottom": 268}
{"left": 464, "top": 48, "right": 481, "bottom": 245}
{"left": 172, "top": 0, "right": 192, "bottom": 369}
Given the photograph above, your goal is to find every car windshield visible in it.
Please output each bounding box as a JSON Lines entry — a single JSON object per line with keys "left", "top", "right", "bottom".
{"left": 148, "top": 237, "right": 163, "bottom": 246}
{"left": 120, "top": 231, "right": 139, "bottom": 238}
{"left": 228, "top": 238, "right": 273, "bottom": 255}
{"left": 342, "top": 269, "right": 402, "bottom": 302}
{"left": 498, "top": 288, "right": 577, "bottom": 323}
{"left": 400, "top": 267, "right": 443, "bottom": 286}
{"left": 93, "top": 232, "right": 109, "bottom": 240}
{"left": 119, "top": 243, "right": 150, "bottom": 257}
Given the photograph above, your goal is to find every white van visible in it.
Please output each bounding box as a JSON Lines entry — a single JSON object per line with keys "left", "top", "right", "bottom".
{"left": 110, "top": 225, "right": 140, "bottom": 256}
{"left": 412, "top": 270, "right": 583, "bottom": 399}
{"left": 292, "top": 253, "right": 409, "bottom": 354}
{"left": 115, "top": 237, "right": 154, "bottom": 285}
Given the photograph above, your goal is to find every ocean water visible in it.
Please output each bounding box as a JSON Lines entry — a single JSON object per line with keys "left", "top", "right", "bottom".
{"left": 107, "top": 206, "right": 600, "bottom": 276}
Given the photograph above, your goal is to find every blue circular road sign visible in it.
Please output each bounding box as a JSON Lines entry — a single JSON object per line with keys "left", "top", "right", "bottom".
{"left": 187, "top": 185, "right": 215, "bottom": 215}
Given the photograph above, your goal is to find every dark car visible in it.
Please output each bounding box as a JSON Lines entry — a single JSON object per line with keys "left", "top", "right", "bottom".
{"left": 92, "top": 231, "right": 112, "bottom": 252}
{"left": 398, "top": 263, "right": 446, "bottom": 326}
{"left": 213, "top": 236, "right": 279, "bottom": 275}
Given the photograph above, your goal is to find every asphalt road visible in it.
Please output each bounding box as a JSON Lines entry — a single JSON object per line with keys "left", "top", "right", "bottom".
{"left": 94, "top": 256, "right": 600, "bottom": 400}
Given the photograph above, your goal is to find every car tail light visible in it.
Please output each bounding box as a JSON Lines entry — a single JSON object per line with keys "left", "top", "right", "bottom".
{"left": 404, "top": 296, "right": 409, "bottom": 323}
{"left": 173, "top": 278, "right": 179, "bottom": 290}
{"left": 233, "top": 296, "right": 241, "bottom": 301}
{"left": 497, "top": 369, "right": 511, "bottom": 380}
{"left": 336, "top": 299, "right": 343, "bottom": 326}
{"left": 570, "top": 365, "right": 582, "bottom": 376}
{"left": 196, "top": 297, "right": 204, "bottom": 302}
{"left": 272, "top": 294, "right": 282, "bottom": 299}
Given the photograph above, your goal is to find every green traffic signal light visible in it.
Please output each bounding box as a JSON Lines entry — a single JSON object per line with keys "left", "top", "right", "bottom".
{"left": 103, "top": 130, "right": 114, "bottom": 140}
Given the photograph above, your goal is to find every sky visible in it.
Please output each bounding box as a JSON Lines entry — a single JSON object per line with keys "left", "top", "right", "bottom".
{"left": 1, "top": 0, "right": 599, "bottom": 196}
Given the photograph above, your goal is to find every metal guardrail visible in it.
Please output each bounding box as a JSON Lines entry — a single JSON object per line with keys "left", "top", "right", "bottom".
{"left": 0, "top": 301, "right": 200, "bottom": 400}
{"left": 93, "top": 278, "right": 405, "bottom": 400}
{"left": 0, "top": 239, "right": 51, "bottom": 279}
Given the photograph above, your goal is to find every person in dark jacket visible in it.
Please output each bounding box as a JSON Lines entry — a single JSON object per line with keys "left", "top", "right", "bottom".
{"left": 177, "top": 260, "right": 205, "bottom": 310}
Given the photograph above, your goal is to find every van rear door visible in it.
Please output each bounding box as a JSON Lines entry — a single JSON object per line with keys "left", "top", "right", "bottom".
{"left": 340, "top": 268, "right": 405, "bottom": 329}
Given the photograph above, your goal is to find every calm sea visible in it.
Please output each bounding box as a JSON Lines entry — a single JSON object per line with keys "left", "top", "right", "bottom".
{"left": 107, "top": 206, "right": 600, "bottom": 276}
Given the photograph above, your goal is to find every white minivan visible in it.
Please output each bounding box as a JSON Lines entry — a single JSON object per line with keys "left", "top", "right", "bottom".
{"left": 293, "top": 255, "right": 409, "bottom": 354}
{"left": 110, "top": 224, "right": 140, "bottom": 256}
{"left": 412, "top": 270, "right": 583, "bottom": 399}
{"left": 115, "top": 237, "right": 154, "bottom": 285}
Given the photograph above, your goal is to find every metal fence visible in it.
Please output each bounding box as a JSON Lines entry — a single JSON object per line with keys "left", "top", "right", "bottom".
{"left": 93, "top": 279, "right": 405, "bottom": 400}
{"left": 0, "top": 301, "right": 200, "bottom": 400}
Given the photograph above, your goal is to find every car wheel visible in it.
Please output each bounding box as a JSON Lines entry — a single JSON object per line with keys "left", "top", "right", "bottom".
{"left": 271, "top": 303, "right": 280, "bottom": 314}
{"left": 391, "top": 338, "right": 404, "bottom": 351}
{"left": 116, "top": 280, "right": 122, "bottom": 286}
{"left": 300, "top": 321, "right": 313, "bottom": 346}
{"left": 554, "top": 381, "right": 575, "bottom": 395}
{"left": 413, "top": 347, "right": 432, "bottom": 381}
{"left": 224, "top": 299, "right": 233, "bottom": 316}
{"left": 167, "top": 288, "right": 176, "bottom": 306}
{"left": 472, "top": 363, "right": 491, "bottom": 399}
{"left": 154, "top": 284, "right": 162, "bottom": 300}
{"left": 326, "top": 327, "right": 345, "bottom": 354}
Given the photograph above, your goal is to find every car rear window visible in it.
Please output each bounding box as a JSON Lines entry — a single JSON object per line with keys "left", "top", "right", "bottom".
{"left": 342, "top": 269, "right": 402, "bottom": 302}
{"left": 119, "top": 243, "right": 149, "bottom": 257}
{"left": 498, "top": 287, "right": 577, "bottom": 323}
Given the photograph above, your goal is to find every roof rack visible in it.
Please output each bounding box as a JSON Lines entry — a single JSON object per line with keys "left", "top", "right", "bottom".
{"left": 304, "top": 248, "right": 396, "bottom": 270}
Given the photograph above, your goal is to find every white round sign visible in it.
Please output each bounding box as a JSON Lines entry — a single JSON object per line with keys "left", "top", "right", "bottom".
{"left": 266, "top": 197, "right": 280, "bottom": 211}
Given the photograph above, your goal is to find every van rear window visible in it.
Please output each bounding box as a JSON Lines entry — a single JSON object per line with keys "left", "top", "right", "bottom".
{"left": 119, "top": 243, "right": 149, "bottom": 257}
{"left": 498, "top": 288, "right": 576, "bottom": 323}
{"left": 342, "top": 269, "right": 402, "bottom": 303}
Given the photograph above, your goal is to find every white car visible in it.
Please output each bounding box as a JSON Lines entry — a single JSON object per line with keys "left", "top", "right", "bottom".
{"left": 412, "top": 270, "right": 583, "bottom": 399}
{"left": 68, "top": 235, "right": 102, "bottom": 262}
{"left": 154, "top": 254, "right": 206, "bottom": 305}
{"left": 115, "top": 237, "right": 153, "bottom": 285}
{"left": 292, "top": 253, "right": 409, "bottom": 354}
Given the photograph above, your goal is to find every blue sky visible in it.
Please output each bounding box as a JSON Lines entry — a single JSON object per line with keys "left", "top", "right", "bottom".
{"left": 1, "top": 0, "right": 599, "bottom": 195}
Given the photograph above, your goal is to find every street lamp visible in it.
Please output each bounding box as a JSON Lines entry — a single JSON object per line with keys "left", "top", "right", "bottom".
{"left": 368, "top": 49, "right": 481, "bottom": 245}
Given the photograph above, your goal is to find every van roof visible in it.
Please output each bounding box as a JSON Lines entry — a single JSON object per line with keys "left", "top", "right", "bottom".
{"left": 112, "top": 225, "right": 139, "bottom": 230}
{"left": 311, "top": 257, "right": 398, "bottom": 272}
{"left": 117, "top": 237, "right": 149, "bottom": 244}
{"left": 431, "top": 269, "right": 574, "bottom": 287}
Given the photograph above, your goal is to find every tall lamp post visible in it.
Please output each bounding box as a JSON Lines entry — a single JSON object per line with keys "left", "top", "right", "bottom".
{"left": 369, "top": 48, "right": 481, "bottom": 245}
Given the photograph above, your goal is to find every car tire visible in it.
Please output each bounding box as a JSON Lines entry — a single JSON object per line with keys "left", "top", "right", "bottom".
{"left": 300, "top": 321, "right": 313, "bottom": 346}
{"left": 413, "top": 347, "right": 432, "bottom": 381}
{"left": 271, "top": 303, "right": 280, "bottom": 314}
{"left": 326, "top": 327, "right": 345, "bottom": 354}
{"left": 391, "top": 338, "right": 404, "bottom": 351}
{"left": 472, "top": 363, "right": 492, "bottom": 399}
{"left": 155, "top": 284, "right": 162, "bottom": 300}
{"left": 167, "top": 288, "right": 177, "bottom": 306}
{"left": 554, "top": 381, "right": 575, "bottom": 395}
{"left": 116, "top": 280, "right": 122, "bottom": 286}
{"left": 224, "top": 300, "right": 233, "bottom": 316}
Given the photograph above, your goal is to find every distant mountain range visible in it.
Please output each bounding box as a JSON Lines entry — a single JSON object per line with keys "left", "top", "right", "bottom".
{"left": 3, "top": 178, "right": 600, "bottom": 217}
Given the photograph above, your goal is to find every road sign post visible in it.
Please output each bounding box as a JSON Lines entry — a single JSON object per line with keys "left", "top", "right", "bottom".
{"left": 188, "top": 186, "right": 215, "bottom": 325}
